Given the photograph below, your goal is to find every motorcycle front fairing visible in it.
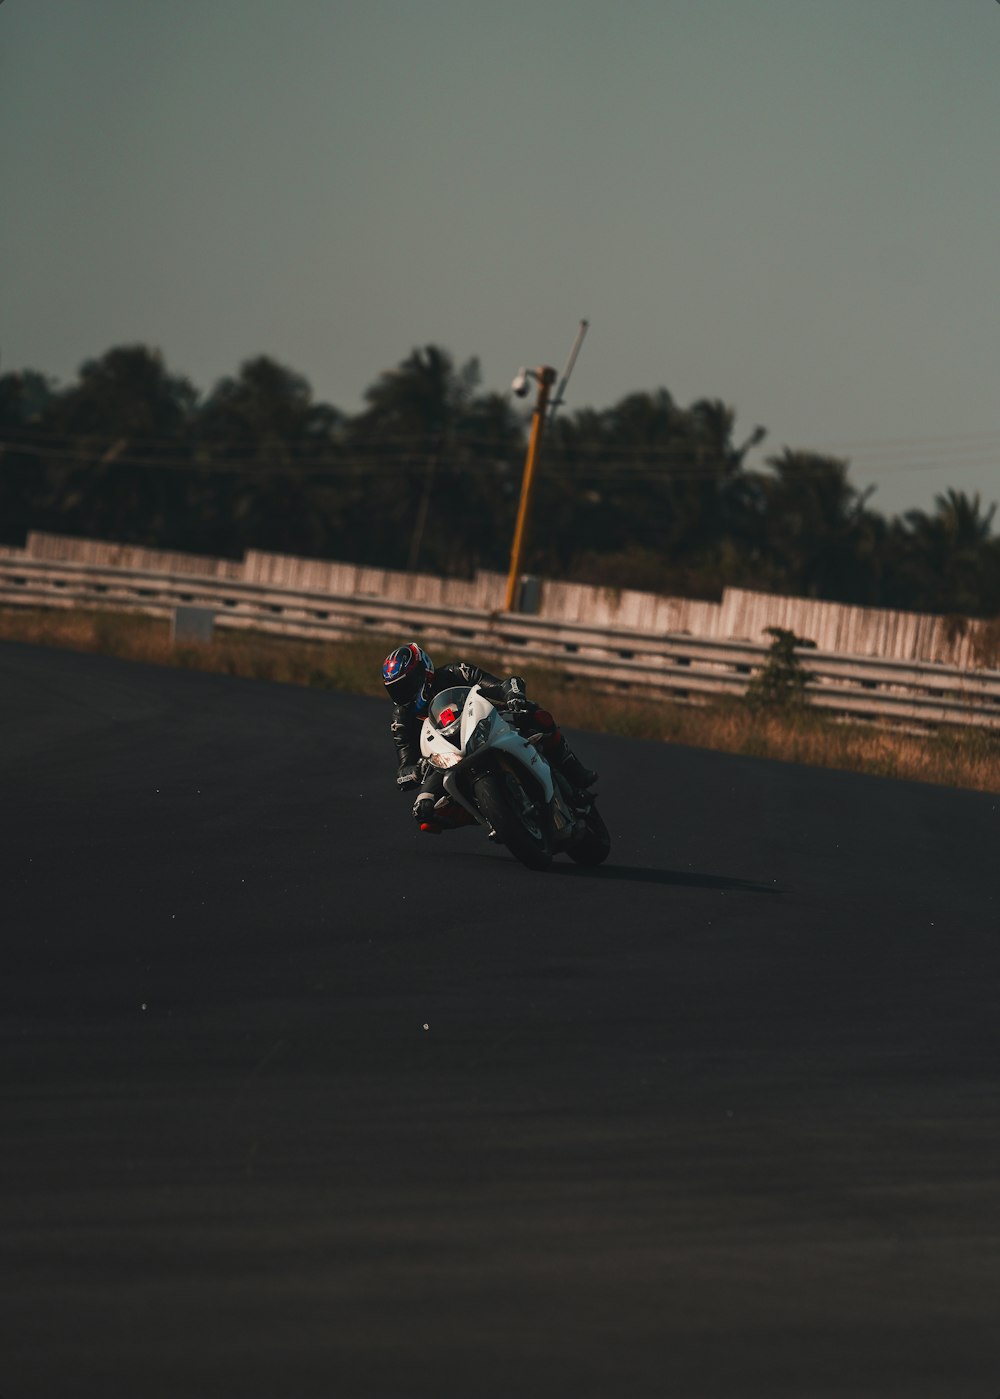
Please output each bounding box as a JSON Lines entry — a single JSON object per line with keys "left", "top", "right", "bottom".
{"left": 459, "top": 699, "right": 580, "bottom": 843}
{"left": 457, "top": 689, "right": 555, "bottom": 802}
{"left": 419, "top": 685, "right": 555, "bottom": 827}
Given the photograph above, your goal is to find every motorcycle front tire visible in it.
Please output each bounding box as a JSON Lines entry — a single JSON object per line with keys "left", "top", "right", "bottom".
{"left": 473, "top": 771, "right": 553, "bottom": 871}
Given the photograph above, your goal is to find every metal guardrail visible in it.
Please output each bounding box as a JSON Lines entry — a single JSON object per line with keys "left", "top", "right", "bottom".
{"left": 2, "top": 555, "right": 999, "bottom": 730}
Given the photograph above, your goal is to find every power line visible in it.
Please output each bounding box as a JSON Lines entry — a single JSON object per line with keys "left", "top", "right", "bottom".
{"left": 7, "top": 418, "right": 1000, "bottom": 456}
{"left": 2, "top": 434, "right": 998, "bottom": 485}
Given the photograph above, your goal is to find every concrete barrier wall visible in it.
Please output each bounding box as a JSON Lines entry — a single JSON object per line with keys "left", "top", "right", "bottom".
{"left": 19, "top": 531, "right": 989, "bottom": 669}
{"left": 713, "top": 589, "right": 976, "bottom": 668}
{"left": 24, "top": 531, "right": 245, "bottom": 580}
{"left": 535, "top": 578, "right": 722, "bottom": 636}
{"left": 534, "top": 578, "right": 979, "bottom": 668}
{"left": 242, "top": 550, "right": 508, "bottom": 612}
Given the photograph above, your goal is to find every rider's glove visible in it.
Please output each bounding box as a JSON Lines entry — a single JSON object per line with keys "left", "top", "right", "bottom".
{"left": 396, "top": 763, "right": 421, "bottom": 791}
{"left": 501, "top": 676, "right": 530, "bottom": 716}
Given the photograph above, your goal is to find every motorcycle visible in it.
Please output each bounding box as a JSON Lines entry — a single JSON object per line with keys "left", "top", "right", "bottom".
{"left": 418, "top": 683, "right": 610, "bottom": 871}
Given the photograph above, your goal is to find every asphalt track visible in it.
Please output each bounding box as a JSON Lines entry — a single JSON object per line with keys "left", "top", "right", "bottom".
{"left": 2, "top": 641, "right": 998, "bottom": 1399}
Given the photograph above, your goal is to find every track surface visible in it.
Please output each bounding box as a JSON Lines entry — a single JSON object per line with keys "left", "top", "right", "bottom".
{"left": 2, "top": 643, "right": 998, "bottom": 1398}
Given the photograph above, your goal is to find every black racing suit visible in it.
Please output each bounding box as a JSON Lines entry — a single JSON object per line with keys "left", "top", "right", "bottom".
{"left": 389, "top": 661, "right": 596, "bottom": 826}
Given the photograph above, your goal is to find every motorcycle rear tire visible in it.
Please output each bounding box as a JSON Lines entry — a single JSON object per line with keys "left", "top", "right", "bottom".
{"left": 474, "top": 771, "right": 553, "bottom": 871}
{"left": 568, "top": 802, "right": 611, "bottom": 867}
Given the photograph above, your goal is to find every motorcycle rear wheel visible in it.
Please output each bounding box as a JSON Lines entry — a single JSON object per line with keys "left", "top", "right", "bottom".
{"left": 568, "top": 802, "right": 611, "bottom": 867}
{"left": 474, "top": 771, "right": 553, "bottom": 871}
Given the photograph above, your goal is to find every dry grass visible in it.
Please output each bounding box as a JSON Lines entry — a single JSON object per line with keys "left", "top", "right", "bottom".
{"left": 0, "top": 606, "right": 388, "bottom": 696}
{"left": 3, "top": 605, "right": 999, "bottom": 794}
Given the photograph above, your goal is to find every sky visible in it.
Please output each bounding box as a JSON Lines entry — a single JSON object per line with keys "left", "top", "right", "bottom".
{"left": 3, "top": 0, "right": 1000, "bottom": 519}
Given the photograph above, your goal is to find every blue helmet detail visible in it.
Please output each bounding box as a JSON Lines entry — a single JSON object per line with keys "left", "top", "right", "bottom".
{"left": 382, "top": 643, "right": 435, "bottom": 710}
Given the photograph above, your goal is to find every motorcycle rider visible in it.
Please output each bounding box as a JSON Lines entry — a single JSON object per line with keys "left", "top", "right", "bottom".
{"left": 382, "top": 641, "right": 598, "bottom": 833}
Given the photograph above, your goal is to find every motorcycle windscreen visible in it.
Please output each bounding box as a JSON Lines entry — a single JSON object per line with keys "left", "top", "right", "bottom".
{"left": 426, "top": 686, "right": 472, "bottom": 741}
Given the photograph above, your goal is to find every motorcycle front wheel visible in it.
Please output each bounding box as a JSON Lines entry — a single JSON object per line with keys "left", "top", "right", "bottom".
{"left": 474, "top": 770, "right": 553, "bottom": 871}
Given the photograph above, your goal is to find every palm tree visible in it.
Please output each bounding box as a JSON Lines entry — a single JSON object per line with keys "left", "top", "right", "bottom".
{"left": 894, "top": 489, "right": 997, "bottom": 615}
{"left": 38, "top": 345, "right": 197, "bottom": 544}
{"left": 195, "top": 356, "right": 342, "bottom": 555}
{"left": 346, "top": 346, "right": 490, "bottom": 573}
{"left": 197, "top": 356, "right": 340, "bottom": 463}
{"left": 0, "top": 368, "right": 55, "bottom": 544}
{"left": 753, "top": 449, "right": 878, "bottom": 601}
{"left": 353, "top": 345, "right": 480, "bottom": 448}
{"left": 933, "top": 488, "right": 996, "bottom": 550}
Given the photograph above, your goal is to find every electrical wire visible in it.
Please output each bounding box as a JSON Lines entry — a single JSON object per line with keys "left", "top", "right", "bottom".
{"left": 2, "top": 431, "right": 998, "bottom": 484}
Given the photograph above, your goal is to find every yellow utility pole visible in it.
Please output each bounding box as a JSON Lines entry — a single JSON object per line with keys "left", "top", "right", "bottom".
{"left": 504, "top": 365, "right": 556, "bottom": 612}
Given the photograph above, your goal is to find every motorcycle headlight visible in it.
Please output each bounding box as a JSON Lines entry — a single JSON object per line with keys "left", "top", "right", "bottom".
{"left": 467, "top": 715, "right": 494, "bottom": 753}
{"left": 428, "top": 751, "right": 460, "bottom": 770}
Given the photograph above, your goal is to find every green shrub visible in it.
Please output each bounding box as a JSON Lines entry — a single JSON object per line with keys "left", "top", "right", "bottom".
{"left": 745, "top": 626, "right": 817, "bottom": 712}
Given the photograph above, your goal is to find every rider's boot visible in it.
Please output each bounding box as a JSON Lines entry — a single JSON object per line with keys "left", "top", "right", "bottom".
{"left": 412, "top": 791, "right": 442, "bottom": 834}
{"left": 551, "top": 737, "right": 598, "bottom": 794}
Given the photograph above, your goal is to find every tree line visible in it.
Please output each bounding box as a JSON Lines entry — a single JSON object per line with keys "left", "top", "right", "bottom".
{"left": 1, "top": 342, "right": 998, "bottom": 617}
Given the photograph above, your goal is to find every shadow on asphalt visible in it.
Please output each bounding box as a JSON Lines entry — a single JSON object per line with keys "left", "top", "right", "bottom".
{"left": 551, "top": 862, "right": 780, "bottom": 893}
{"left": 458, "top": 849, "right": 779, "bottom": 894}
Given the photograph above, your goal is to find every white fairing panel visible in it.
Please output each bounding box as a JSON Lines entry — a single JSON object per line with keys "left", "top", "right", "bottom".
{"left": 419, "top": 685, "right": 554, "bottom": 803}
{"left": 458, "top": 687, "right": 495, "bottom": 747}
{"left": 460, "top": 687, "right": 554, "bottom": 803}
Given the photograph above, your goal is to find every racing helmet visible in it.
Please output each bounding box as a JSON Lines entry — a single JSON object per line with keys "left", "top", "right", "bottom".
{"left": 382, "top": 642, "right": 435, "bottom": 713}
